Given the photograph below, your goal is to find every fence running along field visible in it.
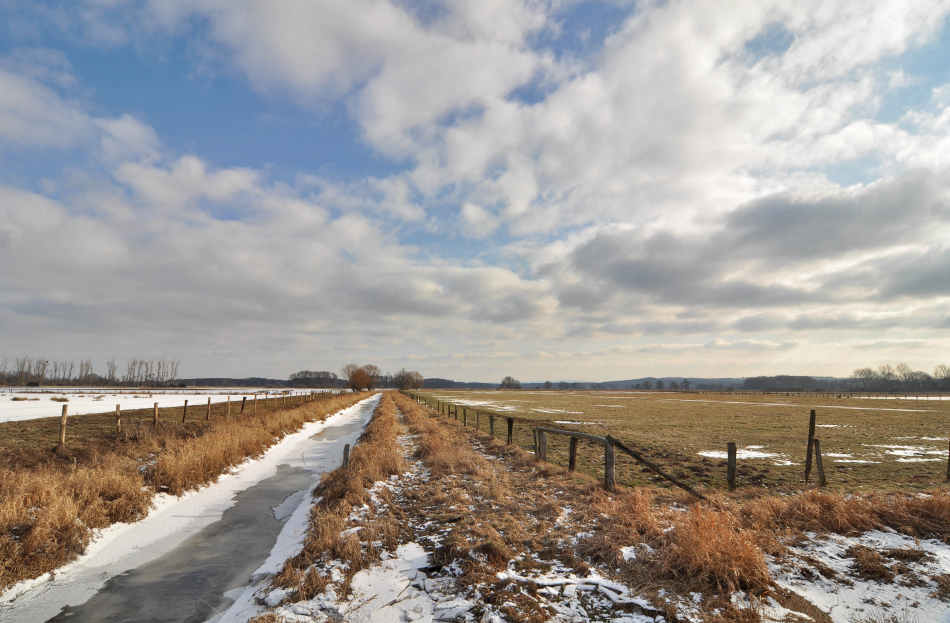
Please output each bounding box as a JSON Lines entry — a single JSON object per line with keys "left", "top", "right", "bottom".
{"left": 403, "top": 391, "right": 950, "bottom": 498}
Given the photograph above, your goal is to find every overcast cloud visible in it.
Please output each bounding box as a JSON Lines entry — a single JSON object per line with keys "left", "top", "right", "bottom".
{"left": 1, "top": 0, "right": 949, "bottom": 381}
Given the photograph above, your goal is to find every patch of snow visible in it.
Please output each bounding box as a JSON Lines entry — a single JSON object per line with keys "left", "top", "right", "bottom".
{"left": 698, "top": 448, "right": 779, "bottom": 459}
{"left": 771, "top": 530, "right": 950, "bottom": 623}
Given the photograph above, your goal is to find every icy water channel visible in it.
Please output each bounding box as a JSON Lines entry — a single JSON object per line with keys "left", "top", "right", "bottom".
{"left": 0, "top": 395, "right": 380, "bottom": 623}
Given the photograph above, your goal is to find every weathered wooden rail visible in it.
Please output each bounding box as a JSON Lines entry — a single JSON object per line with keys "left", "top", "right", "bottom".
{"left": 404, "top": 391, "right": 709, "bottom": 500}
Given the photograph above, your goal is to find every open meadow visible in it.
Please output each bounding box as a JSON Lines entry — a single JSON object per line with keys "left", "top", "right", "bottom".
{"left": 417, "top": 389, "right": 950, "bottom": 494}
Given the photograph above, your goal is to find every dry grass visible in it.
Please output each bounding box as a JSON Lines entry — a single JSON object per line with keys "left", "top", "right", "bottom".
{"left": 419, "top": 389, "right": 950, "bottom": 492}
{"left": 741, "top": 489, "right": 950, "bottom": 541}
{"left": 0, "top": 392, "right": 366, "bottom": 590}
{"left": 396, "top": 396, "right": 773, "bottom": 594}
{"left": 273, "top": 392, "right": 405, "bottom": 600}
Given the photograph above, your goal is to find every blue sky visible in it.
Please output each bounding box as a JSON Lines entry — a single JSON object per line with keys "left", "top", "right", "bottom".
{"left": 1, "top": 0, "right": 950, "bottom": 382}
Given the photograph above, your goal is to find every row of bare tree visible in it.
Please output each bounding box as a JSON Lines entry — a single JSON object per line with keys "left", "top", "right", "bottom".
{"left": 337, "top": 365, "right": 424, "bottom": 391}
{"left": 852, "top": 363, "right": 950, "bottom": 391}
{"left": 0, "top": 356, "right": 181, "bottom": 386}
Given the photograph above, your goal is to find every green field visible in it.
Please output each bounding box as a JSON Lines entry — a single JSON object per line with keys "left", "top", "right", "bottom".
{"left": 413, "top": 390, "right": 950, "bottom": 494}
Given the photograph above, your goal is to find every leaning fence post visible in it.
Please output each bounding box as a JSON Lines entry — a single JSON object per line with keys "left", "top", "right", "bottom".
{"left": 604, "top": 439, "right": 616, "bottom": 492}
{"left": 727, "top": 442, "right": 737, "bottom": 491}
{"left": 153, "top": 402, "right": 159, "bottom": 427}
{"left": 182, "top": 400, "right": 188, "bottom": 423}
{"left": 813, "top": 438, "right": 827, "bottom": 487}
{"left": 343, "top": 443, "right": 350, "bottom": 469}
{"left": 507, "top": 417, "right": 514, "bottom": 445}
{"left": 569, "top": 436, "right": 578, "bottom": 472}
{"left": 116, "top": 405, "right": 122, "bottom": 434}
{"left": 804, "top": 409, "right": 817, "bottom": 482}
{"left": 241, "top": 396, "right": 247, "bottom": 414}
{"left": 59, "top": 404, "right": 68, "bottom": 447}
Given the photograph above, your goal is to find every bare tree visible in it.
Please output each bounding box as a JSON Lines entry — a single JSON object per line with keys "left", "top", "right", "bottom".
{"left": 106, "top": 358, "right": 117, "bottom": 385}
{"left": 32, "top": 359, "right": 48, "bottom": 385}
{"left": 682, "top": 379, "right": 691, "bottom": 390}
{"left": 500, "top": 376, "right": 521, "bottom": 389}
{"left": 895, "top": 363, "right": 915, "bottom": 389}
{"left": 341, "top": 364, "right": 374, "bottom": 391}
{"left": 169, "top": 359, "right": 181, "bottom": 383}
{"left": 78, "top": 359, "right": 93, "bottom": 384}
{"left": 362, "top": 365, "right": 381, "bottom": 389}
{"left": 852, "top": 367, "right": 876, "bottom": 389}
{"left": 935, "top": 364, "right": 950, "bottom": 391}
{"left": 15, "top": 356, "right": 31, "bottom": 384}
{"left": 876, "top": 364, "right": 896, "bottom": 391}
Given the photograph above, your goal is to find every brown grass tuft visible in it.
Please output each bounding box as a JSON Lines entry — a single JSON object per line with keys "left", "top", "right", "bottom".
{"left": 274, "top": 392, "right": 405, "bottom": 601}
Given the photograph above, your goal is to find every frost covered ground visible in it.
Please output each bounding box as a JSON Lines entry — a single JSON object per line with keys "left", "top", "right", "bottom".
{"left": 240, "top": 397, "right": 950, "bottom": 623}
{"left": 0, "top": 386, "right": 326, "bottom": 423}
{"left": 0, "top": 395, "right": 378, "bottom": 622}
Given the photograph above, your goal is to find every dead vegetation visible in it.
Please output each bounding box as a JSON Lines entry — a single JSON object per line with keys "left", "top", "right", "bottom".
{"left": 273, "top": 392, "right": 405, "bottom": 600}
{"left": 0, "top": 392, "right": 366, "bottom": 590}
{"left": 255, "top": 391, "right": 950, "bottom": 622}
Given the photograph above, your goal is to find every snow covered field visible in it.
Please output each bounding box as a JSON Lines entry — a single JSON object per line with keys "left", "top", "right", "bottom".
{"left": 0, "top": 387, "right": 330, "bottom": 423}
{"left": 0, "top": 394, "right": 379, "bottom": 622}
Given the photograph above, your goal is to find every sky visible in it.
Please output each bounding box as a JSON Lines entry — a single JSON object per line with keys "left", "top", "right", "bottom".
{"left": 1, "top": 0, "right": 949, "bottom": 383}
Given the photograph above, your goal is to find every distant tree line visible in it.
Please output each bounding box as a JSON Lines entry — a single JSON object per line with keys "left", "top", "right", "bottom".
{"left": 0, "top": 355, "right": 181, "bottom": 387}
{"left": 851, "top": 364, "right": 950, "bottom": 392}
{"left": 288, "top": 370, "right": 339, "bottom": 388}
{"left": 333, "top": 364, "right": 425, "bottom": 391}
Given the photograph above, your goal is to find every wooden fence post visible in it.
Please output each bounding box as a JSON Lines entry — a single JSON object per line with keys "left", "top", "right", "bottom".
{"left": 153, "top": 402, "right": 159, "bottom": 426}
{"left": 343, "top": 443, "right": 350, "bottom": 469}
{"left": 116, "top": 405, "right": 122, "bottom": 434}
{"left": 475, "top": 411, "right": 479, "bottom": 430}
{"left": 182, "top": 400, "right": 188, "bottom": 423}
{"left": 241, "top": 396, "right": 247, "bottom": 414}
{"left": 254, "top": 395, "right": 258, "bottom": 413}
{"left": 507, "top": 417, "right": 513, "bottom": 445}
{"left": 206, "top": 397, "right": 211, "bottom": 420}
{"left": 604, "top": 439, "right": 616, "bottom": 492}
{"left": 813, "top": 438, "right": 827, "bottom": 487}
{"left": 489, "top": 415, "right": 495, "bottom": 437}
{"left": 569, "top": 436, "right": 578, "bottom": 472}
{"left": 228, "top": 396, "right": 231, "bottom": 417}
{"left": 463, "top": 408, "right": 468, "bottom": 426}
{"left": 59, "top": 404, "right": 68, "bottom": 447}
{"left": 727, "top": 442, "right": 737, "bottom": 492}
{"left": 804, "top": 409, "right": 817, "bottom": 482}
{"left": 537, "top": 430, "right": 547, "bottom": 462}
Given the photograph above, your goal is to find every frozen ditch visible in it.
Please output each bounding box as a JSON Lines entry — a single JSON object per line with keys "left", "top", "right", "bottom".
{"left": 0, "top": 394, "right": 381, "bottom": 623}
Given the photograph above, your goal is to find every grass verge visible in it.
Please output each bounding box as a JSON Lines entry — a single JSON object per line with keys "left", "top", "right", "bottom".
{"left": 272, "top": 391, "right": 405, "bottom": 599}
{"left": 0, "top": 392, "right": 367, "bottom": 590}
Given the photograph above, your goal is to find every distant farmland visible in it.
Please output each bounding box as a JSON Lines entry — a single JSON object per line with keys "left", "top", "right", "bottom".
{"left": 417, "top": 389, "right": 950, "bottom": 493}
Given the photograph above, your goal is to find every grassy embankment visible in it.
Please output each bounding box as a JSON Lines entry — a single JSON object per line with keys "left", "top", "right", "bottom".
{"left": 272, "top": 391, "right": 405, "bottom": 599}
{"left": 417, "top": 389, "right": 950, "bottom": 493}
{"left": 0, "top": 391, "right": 367, "bottom": 590}
{"left": 256, "top": 391, "right": 950, "bottom": 622}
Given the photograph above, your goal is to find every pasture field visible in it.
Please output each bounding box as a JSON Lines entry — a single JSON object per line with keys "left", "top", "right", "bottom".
{"left": 417, "top": 390, "right": 950, "bottom": 493}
